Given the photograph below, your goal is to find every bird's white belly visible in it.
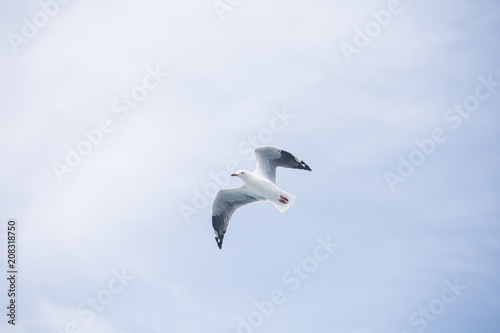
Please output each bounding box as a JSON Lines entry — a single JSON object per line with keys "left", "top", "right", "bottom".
{"left": 245, "top": 176, "right": 280, "bottom": 199}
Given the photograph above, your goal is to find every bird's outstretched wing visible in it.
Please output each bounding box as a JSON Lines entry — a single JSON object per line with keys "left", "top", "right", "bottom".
{"left": 254, "top": 146, "right": 311, "bottom": 184}
{"left": 212, "top": 186, "right": 265, "bottom": 249}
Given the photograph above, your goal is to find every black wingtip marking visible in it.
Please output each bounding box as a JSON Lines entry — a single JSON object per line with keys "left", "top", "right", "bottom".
{"left": 281, "top": 150, "right": 312, "bottom": 171}
{"left": 216, "top": 235, "right": 224, "bottom": 249}
{"left": 280, "top": 149, "right": 312, "bottom": 172}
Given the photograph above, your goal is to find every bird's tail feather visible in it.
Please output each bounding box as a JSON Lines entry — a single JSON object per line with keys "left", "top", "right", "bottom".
{"left": 271, "top": 190, "right": 296, "bottom": 213}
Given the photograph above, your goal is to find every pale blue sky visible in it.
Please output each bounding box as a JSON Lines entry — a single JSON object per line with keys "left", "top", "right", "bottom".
{"left": 0, "top": 0, "right": 499, "bottom": 332}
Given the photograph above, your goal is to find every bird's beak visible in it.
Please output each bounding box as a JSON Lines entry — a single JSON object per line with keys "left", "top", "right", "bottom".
{"left": 231, "top": 173, "right": 238, "bottom": 177}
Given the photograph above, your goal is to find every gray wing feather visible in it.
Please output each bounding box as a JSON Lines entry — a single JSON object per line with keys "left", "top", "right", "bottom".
{"left": 254, "top": 146, "right": 311, "bottom": 184}
{"left": 212, "top": 185, "right": 264, "bottom": 249}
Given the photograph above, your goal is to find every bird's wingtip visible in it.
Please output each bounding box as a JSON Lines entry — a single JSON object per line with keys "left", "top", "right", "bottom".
{"left": 302, "top": 162, "right": 312, "bottom": 171}
{"left": 215, "top": 235, "right": 224, "bottom": 249}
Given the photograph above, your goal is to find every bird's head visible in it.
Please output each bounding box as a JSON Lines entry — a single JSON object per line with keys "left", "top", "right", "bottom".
{"left": 231, "top": 170, "right": 251, "bottom": 180}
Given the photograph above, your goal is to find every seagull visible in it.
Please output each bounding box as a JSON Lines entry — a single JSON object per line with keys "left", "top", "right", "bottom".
{"left": 212, "top": 146, "right": 311, "bottom": 249}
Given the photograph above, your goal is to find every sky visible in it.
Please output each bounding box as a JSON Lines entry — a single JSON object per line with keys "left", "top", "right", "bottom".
{"left": 0, "top": 0, "right": 499, "bottom": 332}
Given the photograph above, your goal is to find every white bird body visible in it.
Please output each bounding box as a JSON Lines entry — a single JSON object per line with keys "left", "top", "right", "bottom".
{"left": 233, "top": 170, "right": 296, "bottom": 213}
{"left": 211, "top": 146, "right": 311, "bottom": 249}
{"left": 237, "top": 171, "right": 276, "bottom": 199}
